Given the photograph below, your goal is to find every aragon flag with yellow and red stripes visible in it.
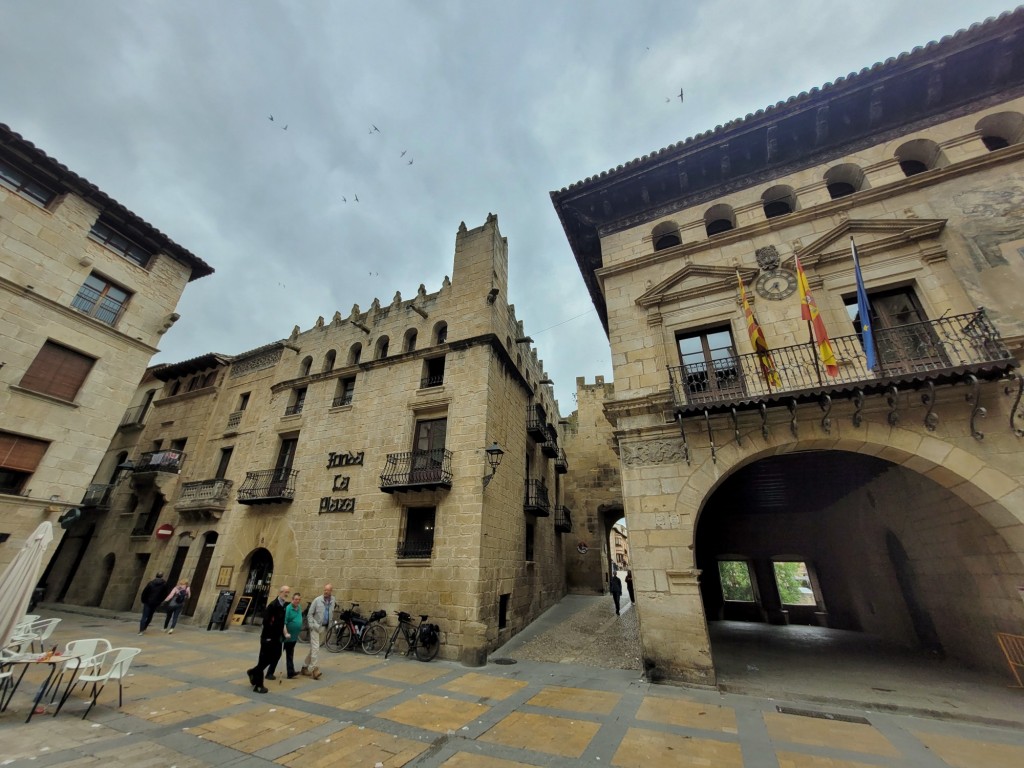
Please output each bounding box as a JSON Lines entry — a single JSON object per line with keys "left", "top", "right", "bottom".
{"left": 737, "top": 271, "right": 782, "bottom": 389}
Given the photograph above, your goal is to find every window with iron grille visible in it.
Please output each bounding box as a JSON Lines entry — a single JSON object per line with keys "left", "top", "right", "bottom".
{"left": 421, "top": 356, "right": 445, "bottom": 388}
{"left": 285, "top": 387, "right": 306, "bottom": 415}
{"left": 19, "top": 341, "right": 96, "bottom": 402}
{"left": 676, "top": 327, "right": 740, "bottom": 397}
{"left": 0, "top": 431, "right": 50, "bottom": 495}
{"left": 333, "top": 377, "right": 355, "bottom": 407}
{"left": 88, "top": 218, "right": 153, "bottom": 267}
{"left": 71, "top": 273, "right": 131, "bottom": 326}
{"left": 0, "top": 157, "right": 57, "bottom": 207}
{"left": 398, "top": 507, "right": 435, "bottom": 558}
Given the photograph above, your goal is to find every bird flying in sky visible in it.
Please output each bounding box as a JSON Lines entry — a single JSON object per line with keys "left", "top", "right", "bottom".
{"left": 678, "top": 88, "right": 685, "bottom": 103}
{"left": 407, "top": 158, "right": 414, "bottom": 165}
{"left": 371, "top": 124, "right": 380, "bottom": 133}
{"left": 400, "top": 150, "right": 407, "bottom": 157}
{"left": 354, "top": 194, "right": 359, "bottom": 202}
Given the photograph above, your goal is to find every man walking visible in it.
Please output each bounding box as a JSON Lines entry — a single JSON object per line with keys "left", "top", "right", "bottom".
{"left": 302, "top": 583, "right": 333, "bottom": 680}
{"left": 138, "top": 571, "right": 167, "bottom": 635}
{"left": 247, "top": 585, "right": 290, "bottom": 693}
{"left": 609, "top": 571, "right": 623, "bottom": 615}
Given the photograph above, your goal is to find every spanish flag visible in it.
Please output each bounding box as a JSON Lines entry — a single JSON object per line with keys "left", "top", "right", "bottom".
{"left": 794, "top": 256, "right": 839, "bottom": 377}
{"left": 737, "top": 272, "right": 781, "bottom": 389}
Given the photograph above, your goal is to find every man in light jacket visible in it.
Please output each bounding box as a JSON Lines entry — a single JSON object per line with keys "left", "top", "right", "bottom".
{"left": 302, "top": 583, "right": 333, "bottom": 679}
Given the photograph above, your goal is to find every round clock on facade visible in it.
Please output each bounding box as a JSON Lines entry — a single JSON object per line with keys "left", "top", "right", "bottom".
{"left": 754, "top": 268, "right": 798, "bottom": 300}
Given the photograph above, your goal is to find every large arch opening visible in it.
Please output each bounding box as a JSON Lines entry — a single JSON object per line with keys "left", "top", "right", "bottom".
{"left": 695, "top": 450, "right": 1023, "bottom": 685}
{"left": 241, "top": 547, "right": 274, "bottom": 625}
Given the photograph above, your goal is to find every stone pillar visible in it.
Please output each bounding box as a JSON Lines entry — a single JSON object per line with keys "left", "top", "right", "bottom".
{"left": 460, "top": 620, "right": 488, "bottom": 667}
{"left": 752, "top": 558, "right": 788, "bottom": 625}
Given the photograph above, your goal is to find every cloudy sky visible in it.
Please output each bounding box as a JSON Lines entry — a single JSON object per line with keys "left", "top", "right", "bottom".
{"left": 2, "top": 1, "right": 1015, "bottom": 411}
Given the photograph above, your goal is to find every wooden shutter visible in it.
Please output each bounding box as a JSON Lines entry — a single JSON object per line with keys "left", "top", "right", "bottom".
{"left": 20, "top": 341, "right": 95, "bottom": 401}
{"left": 0, "top": 432, "right": 50, "bottom": 472}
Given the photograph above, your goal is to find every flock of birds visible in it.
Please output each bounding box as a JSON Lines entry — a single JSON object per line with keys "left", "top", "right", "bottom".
{"left": 267, "top": 115, "right": 415, "bottom": 206}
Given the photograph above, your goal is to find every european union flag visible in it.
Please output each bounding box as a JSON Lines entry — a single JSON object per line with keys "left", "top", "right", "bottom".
{"left": 850, "top": 237, "right": 877, "bottom": 372}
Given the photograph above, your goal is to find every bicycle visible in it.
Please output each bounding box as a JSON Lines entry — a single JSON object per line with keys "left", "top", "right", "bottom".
{"left": 324, "top": 603, "right": 388, "bottom": 654}
{"left": 381, "top": 610, "right": 440, "bottom": 661}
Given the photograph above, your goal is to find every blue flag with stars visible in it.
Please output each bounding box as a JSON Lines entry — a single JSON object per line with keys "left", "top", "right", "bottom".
{"left": 850, "top": 237, "right": 877, "bottom": 372}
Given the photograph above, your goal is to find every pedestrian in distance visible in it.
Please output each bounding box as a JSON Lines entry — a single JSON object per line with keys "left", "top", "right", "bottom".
{"left": 302, "top": 583, "right": 334, "bottom": 680}
{"left": 247, "top": 585, "right": 290, "bottom": 693}
{"left": 609, "top": 571, "right": 622, "bottom": 615}
{"left": 138, "top": 571, "right": 167, "bottom": 635}
{"left": 162, "top": 579, "right": 190, "bottom": 633}
{"left": 625, "top": 569, "right": 635, "bottom": 604}
{"left": 279, "top": 591, "right": 303, "bottom": 679}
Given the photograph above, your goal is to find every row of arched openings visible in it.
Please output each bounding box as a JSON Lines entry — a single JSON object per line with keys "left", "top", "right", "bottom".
{"left": 297, "top": 322, "right": 448, "bottom": 377}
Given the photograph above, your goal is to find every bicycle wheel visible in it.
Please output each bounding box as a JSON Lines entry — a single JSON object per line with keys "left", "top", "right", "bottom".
{"left": 414, "top": 632, "right": 440, "bottom": 662}
{"left": 383, "top": 627, "right": 405, "bottom": 659}
{"left": 361, "top": 624, "right": 388, "bottom": 655}
{"left": 325, "top": 624, "right": 352, "bottom": 652}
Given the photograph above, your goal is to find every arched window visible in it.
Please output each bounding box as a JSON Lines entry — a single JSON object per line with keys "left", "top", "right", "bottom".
{"left": 348, "top": 343, "right": 362, "bottom": 365}
{"left": 824, "top": 163, "right": 865, "bottom": 199}
{"left": 762, "top": 185, "right": 796, "bottom": 219}
{"left": 704, "top": 204, "right": 735, "bottom": 237}
{"left": 976, "top": 111, "right": 1024, "bottom": 151}
{"left": 404, "top": 328, "right": 418, "bottom": 353}
{"left": 169, "top": 380, "right": 181, "bottom": 396}
{"left": 895, "top": 138, "right": 944, "bottom": 177}
{"left": 375, "top": 336, "right": 389, "bottom": 360}
{"left": 434, "top": 322, "right": 448, "bottom": 345}
{"left": 322, "top": 350, "right": 336, "bottom": 373}
{"left": 652, "top": 221, "right": 681, "bottom": 251}
{"left": 299, "top": 356, "right": 313, "bottom": 377}
{"left": 202, "top": 371, "right": 218, "bottom": 388}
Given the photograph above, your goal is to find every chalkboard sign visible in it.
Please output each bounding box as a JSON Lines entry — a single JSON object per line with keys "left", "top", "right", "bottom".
{"left": 207, "top": 590, "right": 236, "bottom": 631}
{"left": 231, "top": 595, "right": 254, "bottom": 626}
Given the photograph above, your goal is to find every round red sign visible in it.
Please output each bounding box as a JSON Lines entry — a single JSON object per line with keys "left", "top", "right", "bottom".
{"left": 155, "top": 523, "right": 175, "bottom": 540}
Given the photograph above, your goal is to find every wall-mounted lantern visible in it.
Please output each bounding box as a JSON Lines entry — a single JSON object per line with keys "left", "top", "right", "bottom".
{"left": 482, "top": 442, "right": 505, "bottom": 488}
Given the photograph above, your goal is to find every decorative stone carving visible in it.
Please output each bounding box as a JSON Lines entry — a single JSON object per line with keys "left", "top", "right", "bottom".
{"left": 230, "top": 348, "right": 283, "bottom": 378}
{"left": 621, "top": 438, "right": 689, "bottom": 466}
{"left": 755, "top": 245, "right": 781, "bottom": 272}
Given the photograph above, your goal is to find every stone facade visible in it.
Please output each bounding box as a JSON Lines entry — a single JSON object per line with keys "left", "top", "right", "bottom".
{"left": 0, "top": 123, "right": 211, "bottom": 579}
{"left": 51, "top": 215, "right": 571, "bottom": 663}
{"left": 553, "top": 12, "right": 1024, "bottom": 683}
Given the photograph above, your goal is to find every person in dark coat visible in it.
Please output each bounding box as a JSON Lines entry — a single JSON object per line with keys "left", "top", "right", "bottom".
{"left": 625, "top": 570, "right": 635, "bottom": 604}
{"left": 247, "top": 585, "right": 290, "bottom": 693}
{"left": 138, "top": 571, "right": 167, "bottom": 635}
{"left": 609, "top": 571, "right": 623, "bottom": 615}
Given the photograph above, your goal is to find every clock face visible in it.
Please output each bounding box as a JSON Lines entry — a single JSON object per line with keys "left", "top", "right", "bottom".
{"left": 754, "top": 268, "right": 798, "bottom": 301}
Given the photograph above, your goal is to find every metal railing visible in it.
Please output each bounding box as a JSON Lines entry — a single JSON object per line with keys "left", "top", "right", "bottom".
{"left": 420, "top": 372, "right": 445, "bottom": 388}
{"left": 226, "top": 411, "right": 243, "bottom": 430}
{"left": 283, "top": 402, "right": 304, "bottom": 416}
{"left": 177, "top": 479, "right": 233, "bottom": 509}
{"left": 396, "top": 539, "right": 434, "bottom": 559}
{"left": 332, "top": 393, "right": 353, "bottom": 407}
{"left": 668, "top": 309, "right": 1013, "bottom": 410}
{"left": 555, "top": 505, "right": 573, "bottom": 533}
{"left": 237, "top": 468, "right": 298, "bottom": 503}
{"left": 379, "top": 449, "right": 453, "bottom": 491}
{"left": 555, "top": 448, "right": 568, "bottom": 474}
{"left": 524, "top": 479, "right": 551, "bottom": 516}
{"left": 81, "top": 483, "right": 113, "bottom": 508}
{"left": 526, "top": 404, "right": 547, "bottom": 439}
{"left": 134, "top": 449, "right": 186, "bottom": 473}
{"left": 119, "top": 405, "right": 147, "bottom": 428}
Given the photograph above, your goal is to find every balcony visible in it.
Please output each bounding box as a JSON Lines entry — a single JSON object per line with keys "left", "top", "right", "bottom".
{"left": 668, "top": 310, "right": 1015, "bottom": 415}
{"left": 524, "top": 479, "right": 551, "bottom": 517}
{"left": 131, "top": 449, "right": 186, "bottom": 483}
{"left": 396, "top": 539, "right": 434, "bottom": 559}
{"left": 526, "top": 404, "right": 548, "bottom": 441}
{"left": 380, "top": 449, "right": 453, "bottom": 493}
{"left": 283, "top": 402, "right": 304, "bottom": 416}
{"left": 540, "top": 425, "right": 559, "bottom": 458}
{"left": 225, "top": 411, "right": 243, "bottom": 430}
{"left": 420, "top": 372, "right": 445, "bottom": 388}
{"left": 555, "top": 505, "right": 573, "bottom": 533}
{"left": 237, "top": 469, "right": 298, "bottom": 505}
{"left": 176, "top": 478, "right": 233, "bottom": 519}
{"left": 555, "top": 448, "right": 569, "bottom": 474}
{"left": 81, "top": 483, "right": 113, "bottom": 509}
{"left": 119, "top": 405, "right": 147, "bottom": 429}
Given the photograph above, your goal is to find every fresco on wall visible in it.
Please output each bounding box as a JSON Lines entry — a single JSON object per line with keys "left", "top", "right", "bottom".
{"left": 952, "top": 185, "right": 1024, "bottom": 269}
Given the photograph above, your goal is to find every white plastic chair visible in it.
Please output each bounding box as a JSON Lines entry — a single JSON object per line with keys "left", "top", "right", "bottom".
{"left": 60, "top": 647, "right": 141, "bottom": 719}
{"left": 48, "top": 638, "right": 112, "bottom": 704}
{"left": 19, "top": 617, "right": 61, "bottom": 653}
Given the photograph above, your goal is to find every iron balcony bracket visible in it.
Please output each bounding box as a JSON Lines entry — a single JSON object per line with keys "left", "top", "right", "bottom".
{"left": 818, "top": 394, "right": 832, "bottom": 434}
{"left": 788, "top": 399, "right": 798, "bottom": 438}
{"left": 921, "top": 381, "right": 939, "bottom": 431}
{"left": 965, "top": 373, "right": 986, "bottom": 440}
{"left": 675, "top": 412, "right": 691, "bottom": 465}
{"left": 759, "top": 403, "right": 770, "bottom": 440}
{"left": 1004, "top": 372, "right": 1024, "bottom": 437}
{"left": 886, "top": 385, "right": 900, "bottom": 427}
{"left": 704, "top": 409, "right": 717, "bottom": 464}
{"left": 731, "top": 407, "right": 742, "bottom": 446}
{"left": 852, "top": 389, "right": 865, "bottom": 428}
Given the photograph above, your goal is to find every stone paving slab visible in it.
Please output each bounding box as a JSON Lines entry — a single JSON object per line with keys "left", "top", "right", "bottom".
{"left": 2, "top": 605, "right": 1023, "bottom": 768}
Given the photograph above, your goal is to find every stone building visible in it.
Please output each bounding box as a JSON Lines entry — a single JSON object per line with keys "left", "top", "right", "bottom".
{"left": 0, "top": 123, "right": 212, "bottom": 579}
{"left": 52, "top": 215, "right": 571, "bottom": 662}
{"left": 551, "top": 11, "right": 1024, "bottom": 683}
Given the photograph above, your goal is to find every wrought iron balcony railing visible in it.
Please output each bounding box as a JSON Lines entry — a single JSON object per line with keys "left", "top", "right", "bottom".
{"left": 420, "top": 372, "right": 445, "bottom": 388}
{"left": 81, "top": 483, "right": 113, "bottom": 509}
{"left": 283, "top": 402, "right": 304, "bottom": 416}
{"left": 176, "top": 478, "right": 233, "bottom": 513}
{"left": 526, "top": 404, "right": 548, "bottom": 440}
{"left": 237, "top": 468, "right": 298, "bottom": 505}
{"left": 332, "top": 393, "right": 353, "bottom": 407}
{"left": 396, "top": 538, "right": 434, "bottom": 559}
{"left": 668, "top": 309, "right": 1014, "bottom": 413}
{"left": 555, "top": 505, "right": 573, "bottom": 533}
{"left": 119, "top": 404, "right": 147, "bottom": 428}
{"left": 555, "top": 448, "right": 568, "bottom": 474}
{"left": 134, "top": 449, "right": 186, "bottom": 474}
{"left": 540, "top": 424, "right": 559, "bottom": 458}
{"left": 524, "top": 479, "right": 551, "bottom": 517}
{"left": 380, "top": 449, "right": 453, "bottom": 493}
{"left": 226, "top": 410, "right": 243, "bottom": 430}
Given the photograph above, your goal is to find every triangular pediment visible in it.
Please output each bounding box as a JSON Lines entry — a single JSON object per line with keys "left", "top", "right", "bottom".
{"left": 787, "top": 217, "right": 947, "bottom": 269}
{"left": 637, "top": 263, "right": 757, "bottom": 308}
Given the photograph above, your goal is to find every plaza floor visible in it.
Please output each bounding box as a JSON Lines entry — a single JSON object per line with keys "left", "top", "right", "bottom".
{"left": 1, "top": 599, "right": 1022, "bottom": 767}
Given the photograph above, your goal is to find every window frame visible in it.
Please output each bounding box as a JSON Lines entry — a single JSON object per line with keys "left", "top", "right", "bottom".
{"left": 676, "top": 325, "right": 743, "bottom": 399}
{"left": 88, "top": 218, "right": 153, "bottom": 268}
{"left": 333, "top": 376, "right": 356, "bottom": 407}
{"left": 70, "top": 273, "right": 131, "bottom": 326}
{"left": 0, "top": 157, "right": 57, "bottom": 207}
{"left": 0, "top": 431, "right": 50, "bottom": 495}
{"left": 717, "top": 559, "right": 757, "bottom": 603}
{"left": 398, "top": 506, "right": 436, "bottom": 559}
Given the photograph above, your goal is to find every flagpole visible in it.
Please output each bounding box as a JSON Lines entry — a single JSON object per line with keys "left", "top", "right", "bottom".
{"left": 807, "top": 319, "right": 823, "bottom": 386}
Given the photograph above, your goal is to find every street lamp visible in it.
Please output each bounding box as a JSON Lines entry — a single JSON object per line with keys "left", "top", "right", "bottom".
{"left": 483, "top": 442, "right": 505, "bottom": 487}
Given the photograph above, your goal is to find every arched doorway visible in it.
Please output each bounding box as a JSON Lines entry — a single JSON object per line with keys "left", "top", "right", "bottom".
{"left": 91, "top": 553, "right": 115, "bottom": 607}
{"left": 695, "top": 449, "right": 1023, "bottom": 674}
{"left": 241, "top": 548, "right": 274, "bottom": 625}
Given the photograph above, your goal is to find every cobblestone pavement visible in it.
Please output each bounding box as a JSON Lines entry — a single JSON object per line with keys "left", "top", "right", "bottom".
{"left": 1, "top": 605, "right": 1023, "bottom": 767}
